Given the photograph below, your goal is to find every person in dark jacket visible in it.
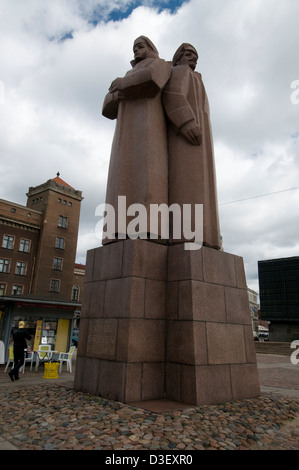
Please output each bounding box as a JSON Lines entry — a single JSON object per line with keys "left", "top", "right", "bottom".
{"left": 8, "top": 321, "right": 31, "bottom": 381}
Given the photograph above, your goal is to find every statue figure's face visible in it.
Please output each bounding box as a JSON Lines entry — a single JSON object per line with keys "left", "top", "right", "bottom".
{"left": 178, "top": 48, "right": 198, "bottom": 70}
{"left": 133, "top": 41, "right": 150, "bottom": 63}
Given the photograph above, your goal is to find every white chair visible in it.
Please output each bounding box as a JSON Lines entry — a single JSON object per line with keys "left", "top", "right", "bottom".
{"left": 4, "top": 347, "right": 34, "bottom": 374}
{"left": 35, "top": 345, "right": 52, "bottom": 371}
{"left": 4, "top": 346, "right": 14, "bottom": 372}
{"left": 58, "top": 346, "right": 76, "bottom": 373}
{"left": 22, "top": 350, "right": 35, "bottom": 373}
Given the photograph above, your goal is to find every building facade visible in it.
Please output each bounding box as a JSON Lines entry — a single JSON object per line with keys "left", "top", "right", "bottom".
{"left": 258, "top": 256, "right": 299, "bottom": 341}
{"left": 247, "top": 287, "right": 259, "bottom": 336}
{"left": 0, "top": 174, "right": 84, "bottom": 361}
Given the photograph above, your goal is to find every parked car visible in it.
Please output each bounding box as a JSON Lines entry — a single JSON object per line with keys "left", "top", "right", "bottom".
{"left": 259, "top": 332, "right": 269, "bottom": 341}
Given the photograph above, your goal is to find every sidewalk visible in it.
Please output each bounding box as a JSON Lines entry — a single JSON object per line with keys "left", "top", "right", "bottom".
{"left": 0, "top": 353, "right": 298, "bottom": 451}
{"left": 257, "top": 353, "right": 299, "bottom": 399}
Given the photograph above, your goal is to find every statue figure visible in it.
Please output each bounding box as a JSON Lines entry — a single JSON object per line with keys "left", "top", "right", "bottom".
{"left": 162, "top": 43, "right": 221, "bottom": 249}
{"left": 102, "top": 36, "right": 172, "bottom": 243}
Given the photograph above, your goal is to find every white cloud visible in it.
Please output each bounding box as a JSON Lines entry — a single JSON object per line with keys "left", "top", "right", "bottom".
{"left": 1, "top": 0, "right": 299, "bottom": 295}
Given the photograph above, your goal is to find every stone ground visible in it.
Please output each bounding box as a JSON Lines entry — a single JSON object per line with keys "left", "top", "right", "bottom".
{"left": 0, "top": 353, "right": 298, "bottom": 451}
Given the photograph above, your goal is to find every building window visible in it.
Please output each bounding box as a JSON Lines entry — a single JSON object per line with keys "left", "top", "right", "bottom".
{"left": 55, "top": 237, "right": 65, "bottom": 250}
{"left": 58, "top": 216, "right": 68, "bottom": 228}
{"left": 0, "top": 259, "right": 10, "bottom": 273}
{"left": 53, "top": 257, "right": 63, "bottom": 271}
{"left": 50, "top": 279, "right": 60, "bottom": 293}
{"left": 72, "top": 285, "right": 80, "bottom": 301}
{"left": 19, "top": 238, "right": 31, "bottom": 253}
{"left": 12, "top": 285, "right": 23, "bottom": 295}
{"left": 2, "top": 235, "right": 15, "bottom": 249}
{"left": 15, "top": 261, "right": 27, "bottom": 276}
{"left": 0, "top": 283, "right": 7, "bottom": 296}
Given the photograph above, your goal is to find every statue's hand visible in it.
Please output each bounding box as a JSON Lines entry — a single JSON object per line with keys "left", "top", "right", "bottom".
{"left": 109, "top": 78, "right": 124, "bottom": 100}
{"left": 180, "top": 121, "right": 202, "bottom": 146}
{"left": 109, "top": 78, "right": 123, "bottom": 92}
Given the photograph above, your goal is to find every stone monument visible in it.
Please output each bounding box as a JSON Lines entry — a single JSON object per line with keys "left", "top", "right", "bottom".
{"left": 74, "top": 39, "right": 260, "bottom": 405}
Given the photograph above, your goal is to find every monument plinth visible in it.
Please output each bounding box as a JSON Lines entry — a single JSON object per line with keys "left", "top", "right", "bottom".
{"left": 74, "top": 38, "right": 260, "bottom": 405}
{"left": 74, "top": 240, "right": 260, "bottom": 405}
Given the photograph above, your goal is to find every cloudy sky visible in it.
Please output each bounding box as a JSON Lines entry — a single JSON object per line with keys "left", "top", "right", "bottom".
{"left": 1, "top": 0, "right": 299, "bottom": 295}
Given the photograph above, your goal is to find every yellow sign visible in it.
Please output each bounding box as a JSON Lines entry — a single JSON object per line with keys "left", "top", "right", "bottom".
{"left": 55, "top": 319, "right": 70, "bottom": 353}
{"left": 33, "top": 320, "right": 43, "bottom": 351}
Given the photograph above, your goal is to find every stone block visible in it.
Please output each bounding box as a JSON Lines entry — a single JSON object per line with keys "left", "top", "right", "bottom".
{"left": 181, "top": 364, "right": 233, "bottom": 405}
{"left": 178, "top": 280, "right": 226, "bottom": 322}
{"left": 76, "top": 318, "right": 88, "bottom": 356}
{"left": 167, "top": 281, "right": 179, "bottom": 320}
{"left": 122, "top": 239, "right": 167, "bottom": 280}
{"left": 74, "top": 357, "right": 100, "bottom": 395}
{"left": 206, "top": 323, "right": 246, "bottom": 364}
{"left": 80, "top": 282, "right": 91, "bottom": 318}
{"left": 105, "top": 277, "right": 145, "bottom": 318}
{"left": 97, "top": 361, "right": 143, "bottom": 403}
{"left": 234, "top": 255, "right": 247, "bottom": 289}
{"left": 167, "top": 321, "right": 207, "bottom": 365}
{"left": 202, "top": 247, "right": 236, "bottom": 286}
{"left": 230, "top": 363, "right": 261, "bottom": 399}
{"left": 97, "top": 360, "right": 129, "bottom": 402}
{"left": 168, "top": 243, "right": 203, "bottom": 281}
{"left": 125, "top": 363, "right": 143, "bottom": 402}
{"left": 93, "top": 242, "right": 123, "bottom": 280}
{"left": 243, "top": 324, "right": 258, "bottom": 363}
{"left": 179, "top": 365, "right": 197, "bottom": 404}
{"left": 145, "top": 279, "right": 167, "bottom": 319}
{"left": 84, "top": 249, "right": 95, "bottom": 283}
{"left": 86, "top": 318, "right": 118, "bottom": 360}
{"left": 116, "top": 318, "right": 165, "bottom": 362}
{"left": 142, "top": 363, "right": 165, "bottom": 400}
{"left": 89, "top": 281, "right": 105, "bottom": 318}
{"left": 225, "top": 286, "right": 251, "bottom": 324}
{"left": 165, "top": 363, "right": 181, "bottom": 401}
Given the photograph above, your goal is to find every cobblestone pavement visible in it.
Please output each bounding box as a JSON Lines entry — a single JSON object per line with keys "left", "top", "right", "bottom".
{"left": 0, "top": 354, "right": 298, "bottom": 451}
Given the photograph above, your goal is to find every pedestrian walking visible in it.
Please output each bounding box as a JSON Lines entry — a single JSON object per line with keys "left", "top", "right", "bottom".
{"left": 8, "top": 321, "right": 31, "bottom": 381}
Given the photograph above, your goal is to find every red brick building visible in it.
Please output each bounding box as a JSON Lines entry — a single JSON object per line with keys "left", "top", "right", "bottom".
{"left": 0, "top": 174, "right": 84, "bottom": 360}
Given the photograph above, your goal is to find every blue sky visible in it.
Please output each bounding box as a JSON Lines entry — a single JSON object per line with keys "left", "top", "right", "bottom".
{"left": 101, "top": 1, "right": 189, "bottom": 22}
{"left": 0, "top": 0, "right": 299, "bottom": 294}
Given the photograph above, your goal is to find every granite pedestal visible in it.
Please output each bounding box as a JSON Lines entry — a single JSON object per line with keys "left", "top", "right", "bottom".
{"left": 74, "top": 239, "right": 260, "bottom": 405}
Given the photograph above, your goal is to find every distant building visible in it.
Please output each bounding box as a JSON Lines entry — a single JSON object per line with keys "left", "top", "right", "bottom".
{"left": 0, "top": 174, "right": 84, "bottom": 359}
{"left": 258, "top": 256, "right": 299, "bottom": 342}
{"left": 247, "top": 287, "right": 259, "bottom": 335}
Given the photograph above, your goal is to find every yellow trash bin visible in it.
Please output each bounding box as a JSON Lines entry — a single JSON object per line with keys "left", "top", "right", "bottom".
{"left": 43, "top": 362, "right": 59, "bottom": 379}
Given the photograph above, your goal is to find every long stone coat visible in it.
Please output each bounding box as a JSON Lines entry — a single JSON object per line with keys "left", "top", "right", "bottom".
{"left": 162, "top": 64, "right": 221, "bottom": 249}
{"left": 102, "top": 57, "right": 172, "bottom": 243}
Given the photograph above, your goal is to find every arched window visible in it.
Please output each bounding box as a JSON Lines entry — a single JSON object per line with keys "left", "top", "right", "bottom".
{"left": 72, "top": 285, "right": 79, "bottom": 301}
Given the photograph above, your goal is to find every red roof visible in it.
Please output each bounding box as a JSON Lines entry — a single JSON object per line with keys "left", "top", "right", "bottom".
{"left": 75, "top": 263, "right": 86, "bottom": 270}
{"left": 53, "top": 174, "right": 74, "bottom": 189}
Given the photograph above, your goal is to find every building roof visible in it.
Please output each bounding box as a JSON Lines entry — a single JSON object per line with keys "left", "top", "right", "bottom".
{"left": 74, "top": 263, "right": 86, "bottom": 270}
{"left": 52, "top": 173, "right": 74, "bottom": 189}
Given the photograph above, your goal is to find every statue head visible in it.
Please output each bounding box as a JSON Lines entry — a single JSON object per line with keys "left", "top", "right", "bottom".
{"left": 132, "top": 36, "right": 159, "bottom": 66}
{"left": 172, "top": 43, "right": 198, "bottom": 70}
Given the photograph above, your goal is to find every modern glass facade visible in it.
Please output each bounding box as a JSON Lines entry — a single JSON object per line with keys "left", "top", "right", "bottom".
{"left": 258, "top": 256, "right": 299, "bottom": 321}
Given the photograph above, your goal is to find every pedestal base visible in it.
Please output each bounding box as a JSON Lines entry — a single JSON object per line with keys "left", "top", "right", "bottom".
{"left": 74, "top": 240, "right": 260, "bottom": 405}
